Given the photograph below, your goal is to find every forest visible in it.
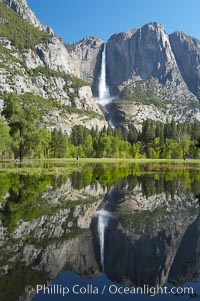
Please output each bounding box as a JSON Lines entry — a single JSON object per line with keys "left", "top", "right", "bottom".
{"left": 0, "top": 93, "right": 200, "bottom": 161}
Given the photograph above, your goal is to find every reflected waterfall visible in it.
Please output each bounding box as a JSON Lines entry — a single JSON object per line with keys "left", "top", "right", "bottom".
{"left": 95, "top": 209, "right": 113, "bottom": 270}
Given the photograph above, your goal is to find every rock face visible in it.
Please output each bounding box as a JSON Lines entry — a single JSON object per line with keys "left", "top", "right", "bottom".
{"left": 0, "top": 45, "right": 106, "bottom": 133}
{"left": 170, "top": 31, "right": 200, "bottom": 101}
{"left": 2, "top": 0, "right": 53, "bottom": 33}
{"left": 0, "top": 13, "right": 107, "bottom": 133}
{"left": 106, "top": 23, "right": 180, "bottom": 94}
{"left": 68, "top": 37, "right": 104, "bottom": 93}
{"left": 0, "top": 1, "right": 108, "bottom": 132}
{"left": 104, "top": 22, "right": 200, "bottom": 130}
{"left": 25, "top": 36, "right": 104, "bottom": 94}
{"left": 107, "top": 78, "right": 200, "bottom": 131}
{"left": 1, "top": 0, "right": 200, "bottom": 132}
{"left": 35, "top": 37, "right": 73, "bottom": 74}
{"left": 107, "top": 99, "right": 167, "bottom": 131}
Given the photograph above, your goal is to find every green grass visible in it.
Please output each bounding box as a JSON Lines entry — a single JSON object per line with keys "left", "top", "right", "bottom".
{"left": 74, "top": 158, "right": 200, "bottom": 164}
{"left": 0, "top": 158, "right": 200, "bottom": 174}
{"left": 1, "top": 157, "right": 200, "bottom": 163}
{"left": 0, "top": 159, "right": 80, "bottom": 175}
{"left": 0, "top": 168, "right": 78, "bottom": 175}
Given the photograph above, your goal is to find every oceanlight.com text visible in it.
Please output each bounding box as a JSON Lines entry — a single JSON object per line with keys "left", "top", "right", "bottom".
{"left": 25, "top": 283, "right": 194, "bottom": 297}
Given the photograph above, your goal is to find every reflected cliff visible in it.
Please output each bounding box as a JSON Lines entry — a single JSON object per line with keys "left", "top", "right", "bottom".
{"left": 0, "top": 163, "right": 200, "bottom": 300}
{"left": 91, "top": 187, "right": 200, "bottom": 288}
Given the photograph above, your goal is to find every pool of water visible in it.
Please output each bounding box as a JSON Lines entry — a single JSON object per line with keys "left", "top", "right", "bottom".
{"left": 0, "top": 162, "right": 200, "bottom": 300}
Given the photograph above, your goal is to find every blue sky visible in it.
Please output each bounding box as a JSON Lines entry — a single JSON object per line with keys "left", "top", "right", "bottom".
{"left": 27, "top": 0, "right": 200, "bottom": 43}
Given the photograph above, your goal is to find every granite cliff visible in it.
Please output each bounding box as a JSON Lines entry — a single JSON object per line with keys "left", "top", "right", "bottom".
{"left": 1, "top": 0, "right": 53, "bottom": 33}
{"left": 0, "top": 0, "right": 200, "bottom": 132}
{"left": 0, "top": 0, "right": 107, "bottom": 133}
{"left": 169, "top": 31, "right": 200, "bottom": 101}
{"left": 105, "top": 23, "right": 200, "bottom": 130}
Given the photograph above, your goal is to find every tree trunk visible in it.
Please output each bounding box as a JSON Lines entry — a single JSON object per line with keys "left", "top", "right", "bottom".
{"left": 19, "top": 127, "right": 23, "bottom": 162}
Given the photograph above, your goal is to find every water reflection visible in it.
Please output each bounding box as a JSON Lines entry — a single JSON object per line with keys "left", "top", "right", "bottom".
{"left": 0, "top": 163, "right": 200, "bottom": 300}
{"left": 95, "top": 209, "right": 114, "bottom": 271}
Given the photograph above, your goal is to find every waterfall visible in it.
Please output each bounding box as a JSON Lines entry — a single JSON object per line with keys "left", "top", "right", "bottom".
{"left": 98, "top": 43, "right": 111, "bottom": 105}
{"left": 95, "top": 209, "right": 112, "bottom": 271}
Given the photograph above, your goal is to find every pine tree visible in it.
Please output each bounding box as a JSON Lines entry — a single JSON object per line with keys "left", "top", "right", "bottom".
{"left": 127, "top": 128, "right": 138, "bottom": 145}
{"left": 142, "top": 119, "right": 155, "bottom": 143}
{"left": 169, "top": 118, "right": 176, "bottom": 140}
{"left": 2, "top": 93, "right": 42, "bottom": 162}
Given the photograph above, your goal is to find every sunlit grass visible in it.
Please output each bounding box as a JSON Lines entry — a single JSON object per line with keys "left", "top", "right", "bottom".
{"left": 0, "top": 158, "right": 200, "bottom": 174}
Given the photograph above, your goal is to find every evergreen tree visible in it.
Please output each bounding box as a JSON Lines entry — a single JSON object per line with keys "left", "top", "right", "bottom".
{"left": 70, "top": 125, "right": 86, "bottom": 146}
{"left": 2, "top": 93, "right": 42, "bottom": 162}
{"left": 142, "top": 119, "right": 155, "bottom": 143}
{"left": 169, "top": 118, "right": 176, "bottom": 140}
{"left": 155, "top": 122, "right": 164, "bottom": 144}
{"left": 191, "top": 122, "right": 200, "bottom": 140}
{"left": 49, "top": 129, "right": 67, "bottom": 158}
{"left": 127, "top": 128, "right": 138, "bottom": 145}
{"left": 180, "top": 134, "right": 191, "bottom": 158}
{"left": 83, "top": 133, "right": 93, "bottom": 157}
{"left": 0, "top": 118, "right": 12, "bottom": 159}
{"left": 114, "top": 127, "right": 123, "bottom": 140}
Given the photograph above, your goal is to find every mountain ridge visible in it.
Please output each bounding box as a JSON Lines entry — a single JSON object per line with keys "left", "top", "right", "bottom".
{"left": 1, "top": 0, "right": 53, "bottom": 33}
{"left": 0, "top": 0, "right": 200, "bottom": 132}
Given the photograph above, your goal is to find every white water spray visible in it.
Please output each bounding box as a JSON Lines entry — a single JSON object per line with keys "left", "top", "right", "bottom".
{"left": 95, "top": 209, "right": 112, "bottom": 270}
{"left": 98, "top": 44, "right": 111, "bottom": 105}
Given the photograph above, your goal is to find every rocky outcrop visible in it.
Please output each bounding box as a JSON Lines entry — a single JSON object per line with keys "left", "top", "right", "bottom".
{"left": 107, "top": 78, "right": 200, "bottom": 131}
{"left": 170, "top": 31, "right": 200, "bottom": 101}
{"left": 35, "top": 37, "right": 73, "bottom": 74}
{"left": 67, "top": 37, "right": 104, "bottom": 95}
{"left": 106, "top": 23, "right": 181, "bottom": 94}
{"left": 104, "top": 22, "right": 200, "bottom": 130}
{"left": 2, "top": 0, "right": 53, "bottom": 33}
{"left": 0, "top": 1, "right": 108, "bottom": 133}
{"left": 1, "top": 0, "right": 200, "bottom": 132}
{"left": 24, "top": 36, "right": 105, "bottom": 95}
{"left": 107, "top": 98, "right": 166, "bottom": 131}
{"left": 0, "top": 41, "right": 107, "bottom": 133}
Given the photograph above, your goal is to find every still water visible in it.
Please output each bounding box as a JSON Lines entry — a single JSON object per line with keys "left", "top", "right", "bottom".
{"left": 0, "top": 162, "right": 200, "bottom": 301}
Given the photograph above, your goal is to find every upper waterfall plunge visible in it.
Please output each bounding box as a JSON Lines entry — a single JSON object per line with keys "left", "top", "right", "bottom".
{"left": 97, "top": 44, "right": 112, "bottom": 105}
